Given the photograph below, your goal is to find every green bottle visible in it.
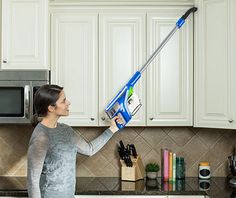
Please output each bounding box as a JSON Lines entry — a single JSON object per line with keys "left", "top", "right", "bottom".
{"left": 176, "top": 157, "right": 185, "bottom": 179}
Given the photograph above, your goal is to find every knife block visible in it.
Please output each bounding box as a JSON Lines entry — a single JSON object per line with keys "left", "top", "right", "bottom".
{"left": 120, "top": 155, "right": 144, "bottom": 181}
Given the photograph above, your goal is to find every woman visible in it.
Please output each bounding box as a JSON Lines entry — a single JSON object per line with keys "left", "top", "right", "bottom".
{"left": 27, "top": 84, "right": 122, "bottom": 198}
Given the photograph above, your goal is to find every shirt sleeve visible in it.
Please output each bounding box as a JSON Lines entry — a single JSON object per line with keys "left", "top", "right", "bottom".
{"left": 27, "top": 132, "right": 49, "bottom": 198}
{"left": 73, "top": 128, "right": 113, "bottom": 156}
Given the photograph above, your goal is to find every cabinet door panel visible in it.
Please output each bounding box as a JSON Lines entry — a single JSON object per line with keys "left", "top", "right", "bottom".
{"left": 168, "top": 196, "right": 205, "bottom": 198}
{"left": 51, "top": 13, "right": 98, "bottom": 126}
{"left": 147, "top": 8, "right": 193, "bottom": 126}
{"left": 2, "top": 0, "right": 48, "bottom": 70}
{"left": 76, "top": 196, "right": 167, "bottom": 198}
{"left": 194, "top": 0, "right": 236, "bottom": 129}
{"left": 99, "top": 12, "right": 146, "bottom": 126}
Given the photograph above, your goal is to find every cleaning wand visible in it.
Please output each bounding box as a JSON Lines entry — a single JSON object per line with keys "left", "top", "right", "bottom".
{"left": 105, "top": 7, "right": 197, "bottom": 129}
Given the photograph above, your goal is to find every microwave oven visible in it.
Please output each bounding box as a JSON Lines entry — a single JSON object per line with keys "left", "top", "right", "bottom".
{"left": 0, "top": 71, "right": 49, "bottom": 123}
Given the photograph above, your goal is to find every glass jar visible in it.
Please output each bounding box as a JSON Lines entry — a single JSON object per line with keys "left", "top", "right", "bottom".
{"left": 176, "top": 157, "right": 185, "bottom": 179}
{"left": 199, "top": 162, "right": 210, "bottom": 179}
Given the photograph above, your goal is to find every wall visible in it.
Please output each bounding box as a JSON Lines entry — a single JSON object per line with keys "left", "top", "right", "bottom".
{"left": 0, "top": 125, "right": 235, "bottom": 177}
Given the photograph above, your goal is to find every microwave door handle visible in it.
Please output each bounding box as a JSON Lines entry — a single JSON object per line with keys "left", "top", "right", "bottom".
{"left": 24, "top": 85, "right": 30, "bottom": 119}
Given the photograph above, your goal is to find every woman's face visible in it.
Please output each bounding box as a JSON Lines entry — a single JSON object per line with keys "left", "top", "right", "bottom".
{"left": 54, "top": 90, "right": 71, "bottom": 116}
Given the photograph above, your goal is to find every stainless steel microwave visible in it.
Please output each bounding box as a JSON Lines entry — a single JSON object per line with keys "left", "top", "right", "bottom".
{"left": 0, "top": 71, "right": 49, "bottom": 123}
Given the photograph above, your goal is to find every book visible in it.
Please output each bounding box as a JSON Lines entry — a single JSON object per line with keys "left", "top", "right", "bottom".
{"left": 163, "top": 149, "right": 169, "bottom": 181}
{"left": 173, "top": 153, "right": 176, "bottom": 182}
{"left": 169, "top": 151, "right": 173, "bottom": 181}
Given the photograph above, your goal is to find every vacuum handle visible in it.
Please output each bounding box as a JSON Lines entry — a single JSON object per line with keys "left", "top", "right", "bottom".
{"left": 181, "top": 7, "right": 198, "bottom": 20}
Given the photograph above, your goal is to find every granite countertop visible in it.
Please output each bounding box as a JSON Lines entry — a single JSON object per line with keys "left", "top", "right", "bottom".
{"left": 0, "top": 177, "right": 234, "bottom": 197}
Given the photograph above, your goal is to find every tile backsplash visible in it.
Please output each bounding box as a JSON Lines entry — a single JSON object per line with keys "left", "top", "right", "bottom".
{"left": 0, "top": 125, "right": 235, "bottom": 177}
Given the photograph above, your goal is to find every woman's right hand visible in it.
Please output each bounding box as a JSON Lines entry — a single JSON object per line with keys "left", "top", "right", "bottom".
{"left": 109, "top": 116, "right": 124, "bottom": 133}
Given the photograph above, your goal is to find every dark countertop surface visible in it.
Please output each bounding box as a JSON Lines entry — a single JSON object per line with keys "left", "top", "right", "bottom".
{"left": 0, "top": 177, "right": 235, "bottom": 197}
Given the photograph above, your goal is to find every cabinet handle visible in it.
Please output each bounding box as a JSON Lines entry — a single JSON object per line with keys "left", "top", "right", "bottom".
{"left": 101, "top": 117, "right": 106, "bottom": 121}
{"left": 3, "top": 59, "right": 8, "bottom": 63}
{"left": 229, "top": 119, "right": 234, "bottom": 123}
{"left": 149, "top": 117, "right": 154, "bottom": 121}
{"left": 90, "top": 118, "right": 95, "bottom": 121}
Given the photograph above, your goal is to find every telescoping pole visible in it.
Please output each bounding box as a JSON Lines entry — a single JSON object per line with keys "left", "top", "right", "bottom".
{"left": 139, "top": 7, "right": 197, "bottom": 74}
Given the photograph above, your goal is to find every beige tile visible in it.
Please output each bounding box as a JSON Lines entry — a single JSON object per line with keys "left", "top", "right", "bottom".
{"left": 157, "top": 136, "right": 180, "bottom": 154}
{"left": 12, "top": 159, "right": 27, "bottom": 176}
{"left": 73, "top": 127, "right": 88, "bottom": 135}
{"left": 3, "top": 154, "right": 25, "bottom": 176}
{"left": 0, "top": 125, "right": 29, "bottom": 145}
{"left": 223, "top": 131, "right": 236, "bottom": 152}
{"left": 140, "top": 128, "right": 166, "bottom": 148}
{"left": 132, "top": 127, "right": 145, "bottom": 135}
{"left": 110, "top": 157, "right": 121, "bottom": 171}
{"left": 161, "top": 127, "right": 173, "bottom": 134}
{"left": 168, "top": 128, "right": 195, "bottom": 146}
{"left": 133, "top": 136, "right": 152, "bottom": 159}
{"left": 183, "top": 136, "right": 208, "bottom": 161}
{"left": 113, "top": 127, "right": 138, "bottom": 143}
{"left": 83, "top": 152, "right": 109, "bottom": 175}
{"left": 0, "top": 166, "right": 4, "bottom": 176}
{"left": 99, "top": 137, "right": 119, "bottom": 163}
{"left": 78, "top": 128, "right": 105, "bottom": 142}
{"left": 191, "top": 127, "right": 201, "bottom": 133}
{"left": 76, "top": 153, "right": 89, "bottom": 164}
{"left": 73, "top": 128, "right": 84, "bottom": 136}
{"left": 0, "top": 137, "right": 13, "bottom": 160}
{"left": 196, "top": 128, "right": 223, "bottom": 148}
{"left": 212, "top": 161, "right": 229, "bottom": 177}
{"left": 12, "top": 135, "right": 29, "bottom": 157}
{"left": 209, "top": 136, "right": 233, "bottom": 162}
{"left": 97, "top": 163, "right": 119, "bottom": 177}
{"left": 76, "top": 164, "right": 95, "bottom": 177}
{"left": 186, "top": 162, "right": 199, "bottom": 177}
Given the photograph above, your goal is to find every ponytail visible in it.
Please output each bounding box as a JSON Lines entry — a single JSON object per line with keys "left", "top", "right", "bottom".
{"left": 31, "top": 114, "right": 39, "bottom": 127}
{"left": 31, "top": 114, "right": 44, "bottom": 127}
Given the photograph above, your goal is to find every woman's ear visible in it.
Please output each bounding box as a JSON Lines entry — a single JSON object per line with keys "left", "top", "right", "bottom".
{"left": 48, "top": 105, "right": 55, "bottom": 112}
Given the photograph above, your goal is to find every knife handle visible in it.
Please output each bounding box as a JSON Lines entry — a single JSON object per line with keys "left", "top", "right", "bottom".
{"left": 119, "top": 140, "right": 125, "bottom": 150}
{"left": 118, "top": 147, "right": 124, "bottom": 160}
{"left": 129, "top": 144, "right": 137, "bottom": 158}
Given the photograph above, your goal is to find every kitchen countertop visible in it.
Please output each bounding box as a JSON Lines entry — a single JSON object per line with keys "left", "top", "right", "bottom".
{"left": 0, "top": 177, "right": 234, "bottom": 197}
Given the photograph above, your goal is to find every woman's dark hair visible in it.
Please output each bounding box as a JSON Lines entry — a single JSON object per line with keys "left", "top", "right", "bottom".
{"left": 31, "top": 84, "right": 63, "bottom": 127}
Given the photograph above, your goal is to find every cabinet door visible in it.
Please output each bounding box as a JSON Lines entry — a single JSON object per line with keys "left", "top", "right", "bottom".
{"left": 194, "top": 0, "right": 236, "bottom": 129}
{"left": 99, "top": 11, "right": 146, "bottom": 126}
{"left": 147, "top": 8, "right": 193, "bottom": 126}
{"left": 51, "top": 12, "right": 98, "bottom": 126}
{"left": 168, "top": 196, "right": 205, "bottom": 198}
{"left": 1, "top": 0, "right": 48, "bottom": 70}
{"left": 76, "top": 196, "right": 167, "bottom": 198}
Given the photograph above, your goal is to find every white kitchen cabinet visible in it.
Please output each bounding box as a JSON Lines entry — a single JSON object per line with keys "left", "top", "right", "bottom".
{"left": 76, "top": 196, "right": 167, "bottom": 198}
{"left": 99, "top": 11, "right": 146, "bottom": 126}
{"left": 194, "top": 0, "right": 236, "bottom": 129}
{"left": 51, "top": 11, "right": 99, "bottom": 126}
{"left": 50, "top": 4, "right": 194, "bottom": 127}
{"left": 147, "top": 8, "right": 193, "bottom": 126}
{"left": 168, "top": 196, "right": 205, "bottom": 198}
{"left": 1, "top": 0, "right": 48, "bottom": 70}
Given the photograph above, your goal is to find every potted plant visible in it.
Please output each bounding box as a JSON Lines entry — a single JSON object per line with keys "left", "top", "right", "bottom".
{"left": 145, "top": 163, "right": 160, "bottom": 179}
